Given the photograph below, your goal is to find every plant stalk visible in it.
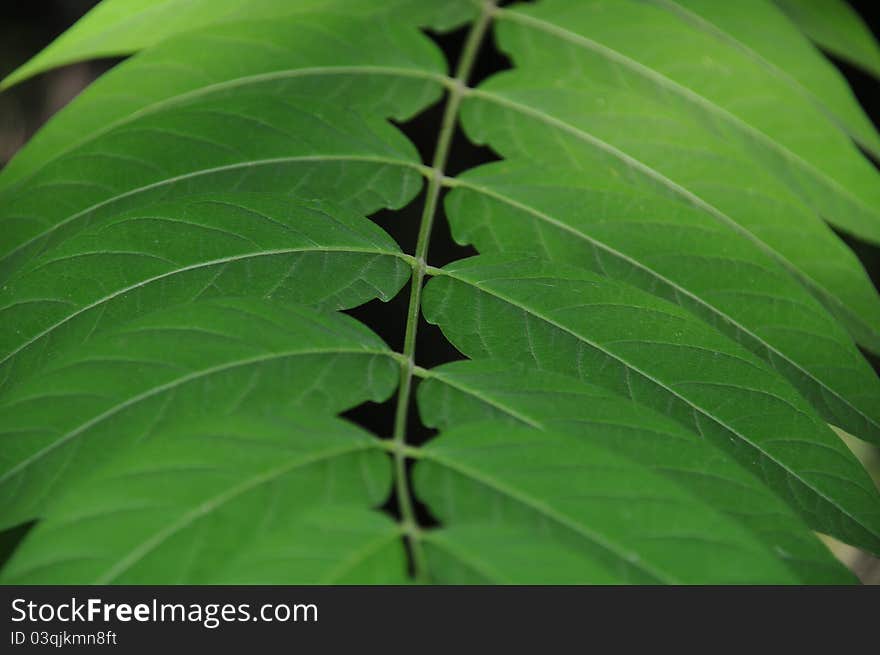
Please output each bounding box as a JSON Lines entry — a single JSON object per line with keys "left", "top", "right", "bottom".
{"left": 390, "top": 0, "right": 497, "bottom": 584}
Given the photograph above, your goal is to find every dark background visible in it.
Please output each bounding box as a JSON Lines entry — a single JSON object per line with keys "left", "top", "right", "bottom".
{"left": 1, "top": 1, "right": 879, "bottom": 581}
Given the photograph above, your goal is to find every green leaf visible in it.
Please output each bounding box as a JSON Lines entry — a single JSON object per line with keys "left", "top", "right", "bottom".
{"left": 1, "top": 411, "right": 402, "bottom": 584}
{"left": 415, "top": 423, "right": 800, "bottom": 584}
{"left": 656, "top": 0, "right": 880, "bottom": 158}
{"left": 417, "top": 360, "right": 856, "bottom": 584}
{"left": 422, "top": 255, "right": 880, "bottom": 553}
{"left": 0, "top": 192, "right": 410, "bottom": 392}
{"left": 459, "top": 8, "right": 880, "bottom": 353}
{"left": 2, "top": 0, "right": 879, "bottom": 585}
{"left": 0, "top": 297, "right": 399, "bottom": 529}
{"left": 774, "top": 0, "right": 880, "bottom": 79}
{"left": 0, "top": 0, "right": 476, "bottom": 90}
{"left": 483, "top": 1, "right": 880, "bottom": 247}
{"left": 0, "top": 13, "right": 447, "bottom": 274}
{"left": 445, "top": 162, "right": 880, "bottom": 442}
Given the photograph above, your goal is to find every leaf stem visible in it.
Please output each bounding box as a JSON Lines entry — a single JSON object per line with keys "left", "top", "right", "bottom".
{"left": 390, "top": 0, "right": 497, "bottom": 584}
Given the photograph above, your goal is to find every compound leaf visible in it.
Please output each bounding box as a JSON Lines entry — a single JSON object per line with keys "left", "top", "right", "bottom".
{"left": 1, "top": 0, "right": 879, "bottom": 586}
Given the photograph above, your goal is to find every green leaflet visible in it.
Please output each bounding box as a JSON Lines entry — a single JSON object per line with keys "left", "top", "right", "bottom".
{"left": 775, "top": 0, "right": 880, "bottom": 79}
{"left": 0, "top": 13, "right": 447, "bottom": 275}
{"left": 0, "top": 0, "right": 476, "bottom": 90}
{"left": 0, "top": 411, "right": 403, "bottom": 584}
{"left": 0, "top": 298, "right": 399, "bottom": 529}
{"left": 422, "top": 255, "right": 880, "bottom": 553}
{"left": 444, "top": 163, "right": 880, "bottom": 443}
{"left": 0, "top": 193, "right": 411, "bottom": 392}
{"left": 416, "top": 360, "right": 855, "bottom": 584}
{"left": 487, "top": 1, "right": 880, "bottom": 247}
{"left": 415, "top": 423, "right": 799, "bottom": 584}
{"left": 0, "top": 12, "right": 446, "bottom": 199}
{"left": 460, "top": 16, "right": 880, "bottom": 354}
{"left": 420, "top": 525, "right": 621, "bottom": 584}
{"left": 656, "top": 0, "right": 880, "bottom": 157}
{"left": 0, "top": 97, "right": 426, "bottom": 281}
